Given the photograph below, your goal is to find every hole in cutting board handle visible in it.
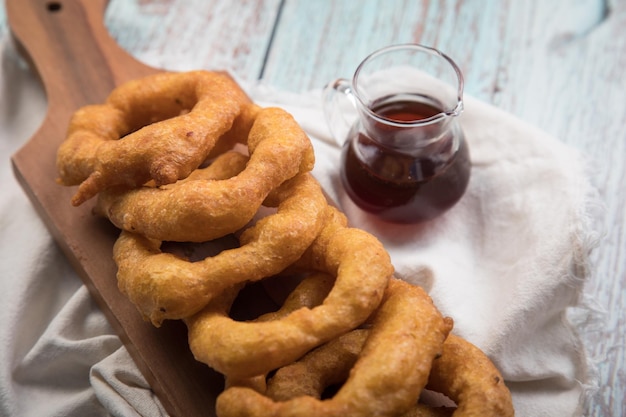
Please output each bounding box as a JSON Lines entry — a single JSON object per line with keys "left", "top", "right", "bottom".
{"left": 46, "top": 2, "right": 62, "bottom": 12}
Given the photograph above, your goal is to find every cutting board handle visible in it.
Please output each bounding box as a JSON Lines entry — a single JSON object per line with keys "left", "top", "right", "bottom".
{"left": 6, "top": 0, "right": 159, "bottom": 110}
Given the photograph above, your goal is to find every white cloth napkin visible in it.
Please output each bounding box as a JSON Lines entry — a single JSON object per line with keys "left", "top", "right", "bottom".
{"left": 0, "top": 32, "right": 598, "bottom": 416}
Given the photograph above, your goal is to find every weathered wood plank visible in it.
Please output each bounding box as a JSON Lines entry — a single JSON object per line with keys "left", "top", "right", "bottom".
{"left": 488, "top": 4, "right": 626, "bottom": 416}
{"left": 104, "top": 0, "right": 283, "bottom": 82}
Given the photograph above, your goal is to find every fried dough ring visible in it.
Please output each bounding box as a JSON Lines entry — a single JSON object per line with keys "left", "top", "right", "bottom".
{"left": 255, "top": 273, "right": 336, "bottom": 324}
{"left": 215, "top": 278, "right": 452, "bottom": 417}
{"left": 263, "top": 330, "right": 456, "bottom": 417}
{"left": 95, "top": 106, "right": 315, "bottom": 242}
{"left": 113, "top": 172, "right": 328, "bottom": 326}
{"left": 222, "top": 272, "right": 337, "bottom": 392}
{"left": 418, "top": 334, "right": 515, "bottom": 417}
{"left": 258, "top": 317, "right": 513, "bottom": 417}
{"left": 185, "top": 209, "right": 393, "bottom": 379}
{"left": 259, "top": 329, "right": 513, "bottom": 417}
{"left": 264, "top": 329, "right": 368, "bottom": 401}
{"left": 57, "top": 70, "right": 259, "bottom": 206}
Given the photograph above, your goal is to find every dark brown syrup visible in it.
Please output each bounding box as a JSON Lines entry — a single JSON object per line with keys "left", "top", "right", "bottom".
{"left": 340, "top": 97, "right": 471, "bottom": 223}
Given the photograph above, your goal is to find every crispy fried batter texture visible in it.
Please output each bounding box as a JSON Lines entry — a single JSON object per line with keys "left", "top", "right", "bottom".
{"left": 57, "top": 71, "right": 259, "bottom": 206}
{"left": 422, "top": 334, "right": 515, "bottom": 417}
{"left": 255, "top": 273, "right": 336, "bottom": 323}
{"left": 222, "top": 273, "right": 336, "bottom": 392}
{"left": 96, "top": 150, "right": 248, "bottom": 239}
{"left": 216, "top": 278, "right": 452, "bottom": 417}
{"left": 264, "top": 329, "right": 368, "bottom": 401}
{"left": 399, "top": 405, "right": 454, "bottom": 417}
{"left": 95, "top": 106, "right": 315, "bottom": 242}
{"left": 113, "top": 172, "right": 328, "bottom": 326}
{"left": 184, "top": 208, "right": 393, "bottom": 379}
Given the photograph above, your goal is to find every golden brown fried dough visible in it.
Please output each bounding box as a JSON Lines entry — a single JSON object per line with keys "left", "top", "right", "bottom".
{"left": 423, "top": 334, "right": 515, "bottom": 417}
{"left": 185, "top": 208, "right": 393, "bottom": 379}
{"left": 113, "top": 173, "right": 328, "bottom": 326}
{"left": 57, "top": 71, "right": 258, "bottom": 206}
{"left": 95, "top": 106, "right": 315, "bottom": 242}
{"left": 216, "top": 278, "right": 452, "bottom": 417}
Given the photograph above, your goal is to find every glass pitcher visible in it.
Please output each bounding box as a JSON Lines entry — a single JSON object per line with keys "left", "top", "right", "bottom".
{"left": 324, "top": 44, "right": 470, "bottom": 223}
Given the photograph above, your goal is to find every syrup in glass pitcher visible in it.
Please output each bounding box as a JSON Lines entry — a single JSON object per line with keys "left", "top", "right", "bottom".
{"left": 324, "top": 44, "right": 470, "bottom": 223}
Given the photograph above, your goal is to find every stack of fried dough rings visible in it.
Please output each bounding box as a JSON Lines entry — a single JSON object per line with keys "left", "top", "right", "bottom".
{"left": 56, "top": 70, "right": 515, "bottom": 417}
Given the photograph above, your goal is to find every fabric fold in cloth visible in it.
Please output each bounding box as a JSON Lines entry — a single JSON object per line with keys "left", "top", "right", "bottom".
{"left": 91, "top": 347, "right": 168, "bottom": 417}
{"left": 1, "top": 31, "right": 597, "bottom": 415}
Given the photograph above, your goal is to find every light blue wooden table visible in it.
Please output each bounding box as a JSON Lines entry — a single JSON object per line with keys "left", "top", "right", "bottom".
{"left": 2, "top": 0, "right": 625, "bottom": 415}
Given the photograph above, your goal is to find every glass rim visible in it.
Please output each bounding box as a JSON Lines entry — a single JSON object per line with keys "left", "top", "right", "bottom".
{"left": 352, "top": 43, "right": 464, "bottom": 126}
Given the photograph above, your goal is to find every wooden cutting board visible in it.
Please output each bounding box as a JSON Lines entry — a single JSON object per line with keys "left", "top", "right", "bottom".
{"left": 6, "top": 0, "right": 275, "bottom": 415}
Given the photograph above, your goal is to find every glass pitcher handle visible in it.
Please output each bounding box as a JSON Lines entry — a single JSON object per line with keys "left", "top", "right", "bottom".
{"left": 323, "top": 78, "right": 359, "bottom": 147}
